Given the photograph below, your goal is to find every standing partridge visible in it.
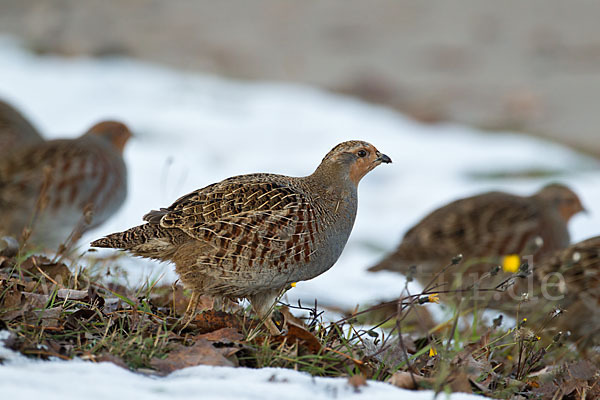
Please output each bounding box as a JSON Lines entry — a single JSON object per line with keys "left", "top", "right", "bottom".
{"left": 0, "top": 99, "right": 44, "bottom": 150}
{"left": 0, "top": 121, "right": 131, "bottom": 249}
{"left": 369, "top": 184, "right": 585, "bottom": 302}
{"left": 91, "top": 140, "right": 391, "bottom": 334}
{"left": 534, "top": 236, "right": 600, "bottom": 344}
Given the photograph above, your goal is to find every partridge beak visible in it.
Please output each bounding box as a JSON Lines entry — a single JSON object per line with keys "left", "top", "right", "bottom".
{"left": 376, "top": 153, "right": 392, "bottom": 164}
{"left": 581, "top": 206, "right": 590, "bottom": 215}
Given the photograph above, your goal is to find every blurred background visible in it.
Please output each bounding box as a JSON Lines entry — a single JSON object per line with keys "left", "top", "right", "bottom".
{"left": 0, "top": 0, "right": 599, "bottom": 310}
{"left": 1, "top": 0, "right": 599, "bottom": 154}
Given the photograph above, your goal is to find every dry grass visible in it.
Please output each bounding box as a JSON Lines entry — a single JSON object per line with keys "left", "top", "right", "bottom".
{"left": 0, "top": 245, "right": 599, "bottom": 398}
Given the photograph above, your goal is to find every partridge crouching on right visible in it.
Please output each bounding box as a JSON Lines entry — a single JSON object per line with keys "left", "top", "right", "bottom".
{"left": 369, "top": 184, "right": 585, "bottom": 309}
{"left": 92, "top": 140, "right": 391, "bottom": 334}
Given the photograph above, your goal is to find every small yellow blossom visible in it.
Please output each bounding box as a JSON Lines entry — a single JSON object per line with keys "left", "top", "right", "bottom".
{"left": 502, "top": 255, "right": 521, "bottom": 273}
{"left": 428, "top": 294, "right": 440, "bottom": 304}
{"left": 290, "top": 282, "right": 297, "bottom": 287}
{"left": 507, "top": 355, "right": 513, "bottom": 361}
{"left": 429, "top": 347, "right": 438, "bottom": 357}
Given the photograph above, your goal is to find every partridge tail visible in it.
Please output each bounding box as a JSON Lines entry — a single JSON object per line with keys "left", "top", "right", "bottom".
{"left": 91, "top": 223, "right": 183, "bottom": 259}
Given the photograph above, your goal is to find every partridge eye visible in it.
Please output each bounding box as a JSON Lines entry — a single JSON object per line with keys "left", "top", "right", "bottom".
{"left": 357, "top": 150, "right": 367, "bottom": 158}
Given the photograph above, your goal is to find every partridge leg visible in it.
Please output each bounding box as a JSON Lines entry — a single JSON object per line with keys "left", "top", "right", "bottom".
{"left": 183, "top": 290, "right": 201, "bottom": 324}
{"left": 250, "top": 289, "right": 282, "bottom": 335}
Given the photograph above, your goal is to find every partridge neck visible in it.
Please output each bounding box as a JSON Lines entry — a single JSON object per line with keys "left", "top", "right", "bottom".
{"left": 305, "top": 161, "right": 357, "bottom": 215}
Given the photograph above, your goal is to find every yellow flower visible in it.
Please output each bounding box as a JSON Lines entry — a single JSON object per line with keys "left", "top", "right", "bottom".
{"left": 502, "top": 255, "right": 521, "bottom": 273}
{"left": 507, "top": 355, "right": 513, "bottom": 361}
{"left": 290, "top": 282, "right": 297, "bottom": 287}
{"left": 429, "top": 347, "right": 438, "bottom": 357}
{"left": 428, "top": 293, "right": 440, "bottom": 304}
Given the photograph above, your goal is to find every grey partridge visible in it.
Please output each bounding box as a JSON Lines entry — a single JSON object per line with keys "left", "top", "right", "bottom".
{"left": 91, "top": 140, "right": 391, "bottom": 334}
{"left": 534, "top": 236, "right": 600, "bottom": 344}
{"left": 0, "top": 99, "right": 44, "bottom": 150}
{"left": 369, "top": 184, "right": 585, "bottom": 302}
{"left": 0, "top": 121, "right": 131, "bottom": 249}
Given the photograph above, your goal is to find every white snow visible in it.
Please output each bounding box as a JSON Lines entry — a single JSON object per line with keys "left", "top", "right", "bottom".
{"left": 0, "top": 331, "right": 482, "bottom": 400}
{"left": 0, "top": 35, "right": 599, "bottom": 399}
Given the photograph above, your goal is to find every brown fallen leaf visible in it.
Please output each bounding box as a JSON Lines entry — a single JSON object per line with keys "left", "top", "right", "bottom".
{"left": 348, "top": 375, "right": 367, "bottom": 392}
{"left": 0, "top": 286, "right": 27, "bottom": 321}
{"left": 184, "top": 310, "right": 243, "bottom": 334}
{"left": 94, "top": 353, "right": 129, "bottom": 370}
{"left": 275, "top": 307, "right": 322, "bottom": 354}
{"left": 56, "top": 289, "right": 89, "bottom": 301}
{"left": 20, "top": 256, "right": 72, "bottom": 283}
{"left": 151, "top": 339, "right": 236, "bottom": 375}
{"left": 446, "top": 371, "right": 473, "bottom": 394}
{"left": 196, "top": 327, "right": 243, "bottom": 343}
{"left": 22, "top": 292, "right": 49, "bottom": 308}
{"left": 388, "top": 371, "right": 431, "bottom": 390}
{"left": 29, "top": 306, "right": 62, "bottom": 328}
{"left": 283, "top": 322, "right": 322, "bottom": 354}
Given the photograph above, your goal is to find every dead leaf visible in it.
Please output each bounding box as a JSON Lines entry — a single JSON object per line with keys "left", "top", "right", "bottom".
{"left": 447, "top": 371, "right": 473, "bottom": 394}
{"left": 151, "top": 339, "right": 235, "bottom": 375}
{"left": 0, "top": 288, "right": 25, "bottom": 320}
{"left": 276, "top": 307, "right": 322, "bottom": 353}
{"left": 22, "top": 292, "right": 50, "bottom": 308}
{"left": 348, "top": 375, "right": 367, "bottom": 392}
{"left": 284, "top": 322, "right": 322, "bottom": 354}
{"left": 57, "top": 289, "right": 88, "bottom": 301}
{"left": 184, "top": 310, "right": 243, "bottom": 333}
{"left": 29, "top": 306, "right": 62, "bottom": 328}
{"left": 95, "top": 353, "right": 129, "bottom": 370}
{"left": 388, "top": 371, "right": 431, "bottom": 390}
{"left": 19, "top": 256, "right": 71, "bottom": 283}
{"left": 196, "top": 327, "right": 243, "bottom": 342}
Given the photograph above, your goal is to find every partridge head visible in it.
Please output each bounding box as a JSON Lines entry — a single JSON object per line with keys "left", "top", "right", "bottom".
{"left": 92, "top": 140, "right": 391, "bottom": 334}
{"left": 534, "top": 183, "right": 586, "bottom": 221}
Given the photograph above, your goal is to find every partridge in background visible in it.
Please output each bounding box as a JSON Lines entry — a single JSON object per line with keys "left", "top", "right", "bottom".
{"left": 534, "top": 236, "right": 600, "bottom": 343}
{"left": 0, "top": 99, "right": 44, "bottom": 150}
{"left": 92, "top": 141, "right": 391, "bottom": 334}
{"left": 0, "top": 120, "right": 131, "bottom": 249}
{"left": 369, "top": 184, "right": 585, "bottom": 295}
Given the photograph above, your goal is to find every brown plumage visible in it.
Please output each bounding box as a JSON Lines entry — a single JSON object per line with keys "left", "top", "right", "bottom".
{"left": 0, "top": 120, "right": 131, "bottom": 248}
{"left": 369, "top": 184, "right": 585, "bottom": 295}
{"left": 91, "top": 140, "right": 391, "bottom": 334}
{"left": 0, "top": 99, "right": 44, "bottom": 150}
{"left": 534, "top": 236, "right": 600, "bottom": 344}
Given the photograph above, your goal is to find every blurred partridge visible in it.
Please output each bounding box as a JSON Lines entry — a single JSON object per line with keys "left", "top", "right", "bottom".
{"left": 534, "top": 236, "right": 600, "bottom": 343}
{"left": 369, "top": 184, "right": 585, "bottom": 295}
{"left": 91, "top": 141, "right": 391, "bottom": 334}
{"left": 0, "top": 99, "right": 44, "bottom": 150}
{"left": 0, "top": 121, "right": 131, "bottom": 248}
